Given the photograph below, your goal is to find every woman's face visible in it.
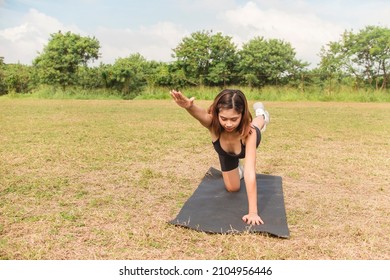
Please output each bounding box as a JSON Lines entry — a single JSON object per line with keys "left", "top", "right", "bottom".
{"left": 218, "top": 108, "right": 242, "bottom": 133}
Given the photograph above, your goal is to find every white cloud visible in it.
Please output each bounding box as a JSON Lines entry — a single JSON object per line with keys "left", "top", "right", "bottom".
{"left": 1, "top": 1, "right": 389, "bottom": 67}
{"left": 220, "top": 1, "right": 345, "bottom": 67}
{"left": 176, "top": 0, "right": 238, "bottom": 12}
{"left": 0, "top": 7, "right": 186, "bottom": 65}
{"left": 0, "top": 8, "right": 81, "bottom": 64}
{"left": 96, "top": 21, "right": 187, "bottom": 63}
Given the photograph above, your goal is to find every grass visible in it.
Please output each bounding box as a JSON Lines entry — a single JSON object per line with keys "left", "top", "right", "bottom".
{"left": 10, "top": 84, "right": 390, "bottom": 102}
{"left": 134, "top": 85, "right": 390, "bottom": 102}
{"left": 0, "top": 98, "right": 389, "bottom": 259}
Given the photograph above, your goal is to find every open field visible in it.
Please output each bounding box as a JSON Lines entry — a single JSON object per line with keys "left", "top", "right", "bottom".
{"left": 0, "top": 98, "right": 389, "bottom": 259}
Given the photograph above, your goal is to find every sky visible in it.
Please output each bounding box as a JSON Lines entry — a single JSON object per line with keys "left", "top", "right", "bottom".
{"left": 1, "top": 0, "right": 389, "bottom": 68}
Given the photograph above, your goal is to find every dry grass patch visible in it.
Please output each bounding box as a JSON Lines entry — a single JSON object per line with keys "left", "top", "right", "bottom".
{"left": 0, "top": 99, "right": 389, "bottom": 259}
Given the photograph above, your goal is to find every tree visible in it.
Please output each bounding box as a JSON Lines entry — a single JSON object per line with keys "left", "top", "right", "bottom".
{"left": 173, "top": 30, "right": 238, "bottom": 86}
{"left": 76, "top": 65, "right": 106, "bottom": 90}
{"left": 319, "top": 25, "right": 390, "bottom": 90}
{"left": 143, "top": 60, "right": 164, "bottom": 93}
{"left": 33, "top": 31, "right": 100, "bottom": 90}
{"left": 0, "top": 57, "right": 6, "bottom": 95}
{"left": 163, "top": 61, "right": 192, "bottom": 88}
{"left": 317, "top": 41, "right": 349, "bottom": 91}
{"left": 3, "top": 63, "right": 34, "bottom": 93}
{"left": 110, "top": 53, "right": 147, "bottom": 98}
{"left": 206, "top": 32, "right": 238, "bottom": 86}
{"left": 238, "top": 37, "right": 308, "bottom": 87}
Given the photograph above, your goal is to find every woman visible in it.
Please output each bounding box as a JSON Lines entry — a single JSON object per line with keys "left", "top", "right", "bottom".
{"left": 170, "top": 89, "right": 270, "bottom": 225}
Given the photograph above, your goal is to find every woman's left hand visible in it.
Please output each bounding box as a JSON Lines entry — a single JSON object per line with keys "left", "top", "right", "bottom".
{"left": 242, "top": 213, "right": 264, "bottom": 225}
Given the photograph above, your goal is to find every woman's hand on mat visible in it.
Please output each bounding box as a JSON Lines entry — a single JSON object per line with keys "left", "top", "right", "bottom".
{"left": 170, "top": 90, "right": 195, "bottom": 109}
{"left": 242, "top": 213, "right": 264, "bottom": 225}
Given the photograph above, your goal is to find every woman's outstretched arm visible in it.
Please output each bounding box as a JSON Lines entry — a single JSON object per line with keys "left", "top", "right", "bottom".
{"left": 170, "top": 90, "right": 212, "bottom": 129}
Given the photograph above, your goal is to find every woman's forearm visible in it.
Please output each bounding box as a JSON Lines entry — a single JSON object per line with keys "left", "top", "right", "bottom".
{"left": 244, "top": 172, "right": 258, "bottom": 214}
{"left": 185, "top": 103, "right": 212, "bottom": 128}
{"left": 170, "top": 90, "right": 212, "bottom": 128}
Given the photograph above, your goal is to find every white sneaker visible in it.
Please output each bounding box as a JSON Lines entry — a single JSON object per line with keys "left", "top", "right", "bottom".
{"left": 253, "top": 102, "right": 270, "bottom": 133}
{"left": 238, "top": 164, "right": 244, "bottom": 180}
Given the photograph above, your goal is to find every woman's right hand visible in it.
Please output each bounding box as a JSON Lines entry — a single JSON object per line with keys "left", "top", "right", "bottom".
{"left": 242, "top": 212, "right": 264, "bottom": 225}
{"left": 170, "top": 90, "right": 195, "bottom": 109}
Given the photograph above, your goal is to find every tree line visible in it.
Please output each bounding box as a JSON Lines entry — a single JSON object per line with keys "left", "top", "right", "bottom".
{"left": 0, "top": 25, "right": 389, "bottom": 98}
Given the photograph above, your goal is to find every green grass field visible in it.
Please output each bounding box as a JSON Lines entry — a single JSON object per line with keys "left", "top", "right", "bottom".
{"left": 0, "top": 98, "right": 389, "bottom": 259}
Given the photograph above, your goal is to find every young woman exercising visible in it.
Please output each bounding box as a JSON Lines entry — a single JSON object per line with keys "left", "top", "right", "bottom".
{"left": 170, "top": 89, "right": 270, "bottom": 225}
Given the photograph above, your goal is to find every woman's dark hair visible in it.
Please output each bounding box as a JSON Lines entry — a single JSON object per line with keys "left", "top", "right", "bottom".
{"left": 208, "top": 89, "right": 253, "bottom": 137}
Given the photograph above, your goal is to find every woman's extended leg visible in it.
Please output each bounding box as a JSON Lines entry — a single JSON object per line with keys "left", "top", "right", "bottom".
{"left": 252, "top": 115, "right": 265, "bottom": 130}
{"left": 252, "top": 102, "right": 269, "bottom": 131}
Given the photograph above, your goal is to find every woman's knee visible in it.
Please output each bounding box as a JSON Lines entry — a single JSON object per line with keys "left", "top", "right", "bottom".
{"left": 223, "top": 176, "right": 240, "bottom": 192}
{"left": 225, "top": 184, "right": 240, "bottom": 192}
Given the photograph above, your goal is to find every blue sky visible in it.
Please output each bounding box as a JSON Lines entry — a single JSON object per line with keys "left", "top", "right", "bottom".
{"left": 1, "top": 0, "right": 389, "bottom": 67}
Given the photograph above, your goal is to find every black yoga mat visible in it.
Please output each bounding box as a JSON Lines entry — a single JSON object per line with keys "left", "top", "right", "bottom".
{"left": 170, "top": 167, "right": 290, "bottom": 238}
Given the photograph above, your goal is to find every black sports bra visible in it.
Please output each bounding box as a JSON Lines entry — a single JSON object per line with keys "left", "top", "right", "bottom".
{"left": 211, "top": 126, "right": 261, "bottom": 159}
{"left": 212, "top": 138, "right": 246, "bottom": 158}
